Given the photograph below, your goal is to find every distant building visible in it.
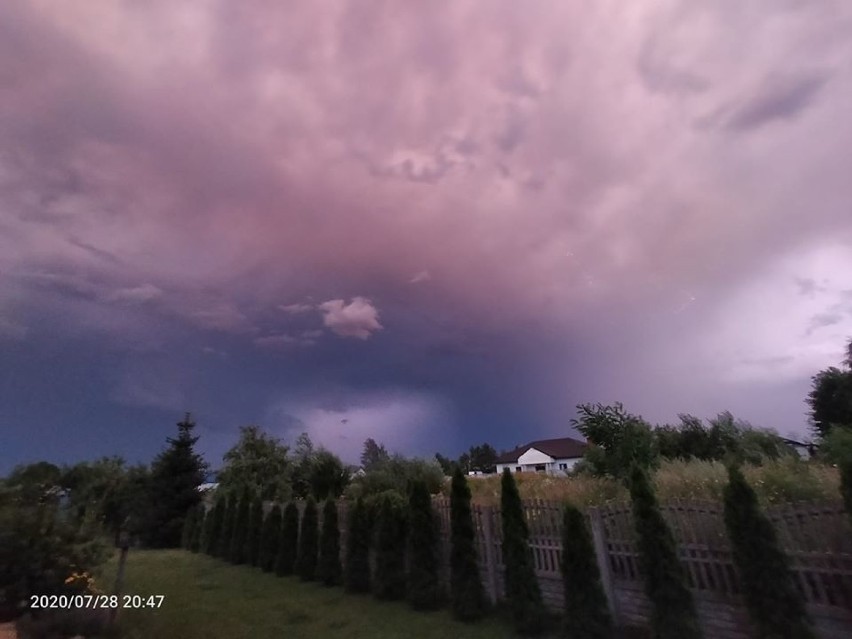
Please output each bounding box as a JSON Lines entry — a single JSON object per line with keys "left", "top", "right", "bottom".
{"left": 494, "top": 437, "right": 588, "bottom": 475}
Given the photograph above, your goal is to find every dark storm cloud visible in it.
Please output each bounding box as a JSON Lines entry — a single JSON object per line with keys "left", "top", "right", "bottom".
{"left": 1, "top": 0, "right": 852, "bottom": 471}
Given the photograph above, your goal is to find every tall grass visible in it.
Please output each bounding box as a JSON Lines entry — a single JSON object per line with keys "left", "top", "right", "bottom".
{"left": 442, "top": 459, "right": 841, "bottom": 507}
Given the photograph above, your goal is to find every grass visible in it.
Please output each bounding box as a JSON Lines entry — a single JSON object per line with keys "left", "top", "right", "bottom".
{"left": 447, "top": 458, "right": 842, "bottom": 507}
{"left": 98, "top": 550, "right": 518, "bottom": 639}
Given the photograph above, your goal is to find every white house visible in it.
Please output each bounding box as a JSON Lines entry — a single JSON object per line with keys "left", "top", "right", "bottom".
{"left": 494, "top": 437, "right": 588, "bottom": 475}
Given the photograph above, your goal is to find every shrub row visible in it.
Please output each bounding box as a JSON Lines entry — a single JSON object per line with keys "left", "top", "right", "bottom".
{"left": 183, "top": 464, "right": 820, "bottom": 638}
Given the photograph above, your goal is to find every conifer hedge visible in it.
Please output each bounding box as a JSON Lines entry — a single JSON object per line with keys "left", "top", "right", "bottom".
{"left": 202, "top": 499, "right": 221, "bottom": 556}
{"left": 500, "top": 469, "right": 546, "bottom": 635}
{"left": 560, "top": 504, "right": 611, "bottom": 639}
{"left": 723, "top": 465, "right": 815, "bottom": 639}
{"left": 218, "top": 495, "right": 236, "bottom": 559}
{"left": 275, "top": 502, "right": 299, "bottom": 576}
{"left": 259, "top": 504, "right": 282, "bottom": 572}
{"left": 190, "top": 504, "right": 205, "bottom": 553}
{"left": 318, "top": 498, "right": 342, "bottom": 587}
{"left": 629, "top": 465, "right": 701, "bottom": 639}
{"left": 247, "top": 495, "right": 263, "bottom": 566}
{"left": 344, "top": 497, "right": 371, "bottom": 594}
{"left": 450, "top": 468, "right": 486, "bottom": 622}
{"left": 407, "top": 480, "right": 442, "bottom": 610}
{"left": 229, "top": 487, "right": 252, "bottom": 564}
{"left": 180, "top": 505, "right": 198, "bottom": 550}
{"left": 296, "top": 497, "right": 319, "bottom": 581}
{"left": 373, "top": 491, "right": 407, "bottom": 600}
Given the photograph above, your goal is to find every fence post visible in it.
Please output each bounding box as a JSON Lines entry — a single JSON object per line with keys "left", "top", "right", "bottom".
{"left": 589, "top": 507, "right": 620, "bottom": 625}
{"left": 480, "top": 505, "right": 500, "bottom": 604}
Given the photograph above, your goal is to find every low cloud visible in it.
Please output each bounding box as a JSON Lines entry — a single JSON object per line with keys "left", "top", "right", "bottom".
{"left": 106, "top": 283, "right": 163, "bottom": 304}
{"left": 319, "top": 297, "right": 383, "bottom": 340}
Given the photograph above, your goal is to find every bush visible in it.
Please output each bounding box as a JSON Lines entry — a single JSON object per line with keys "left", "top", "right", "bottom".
{"left": 500, "top": 469, "right": 546, "bottom": 635}
{"left": 344, "top": 497, "right": 371, "bottom": 594}
{"left": 203, "top": 498, "right": 225, "bottom": 556}
{"left": 0, "top": 500, "right": 108, "bottom": 622}
{"left": 373, "top": 491, "right": 407, "bottom": 600}
{"left": 629, "top": 466, "right": 701, "bottom": 639}
{"left": 317, "top": 498, "right": 342, "bottom": 586}
{"left": 275, "top": 502, "right": 299, "bottom": 576}
{"left": 723, "top": 466, "right": 815, "bottom": 639}
{"left": 560, "top": 504, "right": 611, "bottom": 639}
{"left": 258, "top": 504, "right": 282, "bottom": 572}
{"left": 229, "top": 487, "right": 252, "bottom": 565}
{"left": 449, "top": 469, "right": 486, "bottom": 621}
{"left": 407, "top": 480, "right": 442, "bottom": 610}
{"left": 571, "top": 403, "right": 659, "bottom": 479}
{"left": 296, "top": 498, "right": 319, "bottom": 581}
{"left": 247, "top": 495, "right": 263, "bottom": 566}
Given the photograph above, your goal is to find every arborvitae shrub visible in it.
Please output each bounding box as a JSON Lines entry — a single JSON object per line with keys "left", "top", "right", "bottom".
{"left": 500, "top": 469, "right": 546, "bottom": 635}
{"left": 247, "top": 495, "right": 263, "bottom": 566}
{"left": 344, "top": 497, "right": 371, "bottom": 593}
{"left": 218, "top": 496, "right": 236, "bottom": 559}
{"left": 202, "top": 499, "right": 221, "bottom": 556}
{"left": 190, "top": 505, "right": 205, "bottom": 553}
{"left": 373, "top": 491, "right": 407, "bottom": 600}
{"left": 181, "top": 506, "right": 197, "bottom": 550}
{"left": 560, "top": 504, "right": 612, "bottom": 639}
{"left": 318, "top": 498, "right": 342, "bottom": 586}
{"left": 259, "top": 504, "right": 282, "bottom": 572}
{"left": 275, "top": 502, "right": 299, "bottom": 576}
{"left": 629, "top": 465, "right": 701, "bottom": 639}
{"left": 407, "top": 480, "right": 442, "bottom": 610}
{"left": 450, "top": 468, "right": 486, "bottom": 621}
{"left": 723, "top": 465, "right": 815, "bottom": 639}
{"left": 296, "top": 498, "right": 319, "bottom": 581}
{"left": 229, "top": 487, "right": 252, "bottom": 565}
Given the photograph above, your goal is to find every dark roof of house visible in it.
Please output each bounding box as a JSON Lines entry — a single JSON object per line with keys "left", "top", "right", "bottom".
{"left": 495, "top": 437, "right": 588, "bottom": 464}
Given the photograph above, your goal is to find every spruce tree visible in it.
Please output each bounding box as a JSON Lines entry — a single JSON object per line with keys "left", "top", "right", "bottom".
{"left": 204, "top": 498, "right": 225, "bottom": 556}
{"left": 450, "top": 468, "right": 486, "bottom": 621}
{"left": 500, "top": 469, "right": 546, "bottom": 635}
{"left": 373, "top": 491, "right": 407, "bottom": 600}
{"left": 275, "top": 502, "right": 299, "bottom": 576}
{"left": 190, "top": 504, "right": 205, "bottom": 553}
{"left": 318, "top": 498, "right": 342, "bottom": 586}
{"left": 344, "top": 497, "right": 371, "bottom": 593}
{"left": 145, "top": 413, "right": 208, "bottom": 548}
{"left": 407, "top": 481, "right": 442, "bottom": 610}
{"left": 217, "top": 496, "right": 236, "bottom": 559}
{"left": 723, "top": 465, "right": 815, "bottom": 639}
{"left": 561, "top": 504, "right": 612, "bottom": 639}
{"left": 629, "top": 465, "right": 701, "bottom": 639}
{"left": 296, "top": 498, "right": 319, "bottom": 581}
{"left": 259, "top": 504, "right": 282, "bottom": 572}
{"left": 247, "top": 494, "right": 264, "bottom": 566}
{"left": 229, "top": 487, "right": 252, "bottom": 564}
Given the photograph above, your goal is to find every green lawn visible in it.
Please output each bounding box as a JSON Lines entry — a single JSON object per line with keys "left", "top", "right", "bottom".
{"left": 102, "top": 550, "right": 518, "bottom": 639}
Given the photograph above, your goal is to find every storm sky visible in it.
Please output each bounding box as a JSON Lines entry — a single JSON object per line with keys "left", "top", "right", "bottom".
{"left": 2, "top": 1, "right": 852, "bottom": 473}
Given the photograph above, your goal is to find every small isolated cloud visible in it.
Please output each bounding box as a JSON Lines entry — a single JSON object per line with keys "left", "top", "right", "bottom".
{"left": 279, "top": 303, "right": 314, "bottom": 314}
{"left": 106, "top": 283, "right": 163, "bottom": 304}
{"left": 409, "top": 270, "right": 431, "bottom": 284}
{"left": 318, "top": 297, "right": 383, "bottom": 340}
{"left": 0, "top": 316, "right": 29, "bottom": 340}
{"left": 201, "top": 345, "right": 228, "bottom": 358}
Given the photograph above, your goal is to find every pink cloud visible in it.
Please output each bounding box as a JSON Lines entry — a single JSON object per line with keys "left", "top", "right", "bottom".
{"left": 319, "top": 297, "right": 383, "bottom": 340}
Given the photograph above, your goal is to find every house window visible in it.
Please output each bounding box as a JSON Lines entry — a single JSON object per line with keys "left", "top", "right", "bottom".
{"left": 534, "top": 464, "right": 546, "bottom": 472}
{"left": 515, "top": 466, "right": 522, "bottom": 473}
{"left": 559, "top": 463, "right": 568, "bottom": 470}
